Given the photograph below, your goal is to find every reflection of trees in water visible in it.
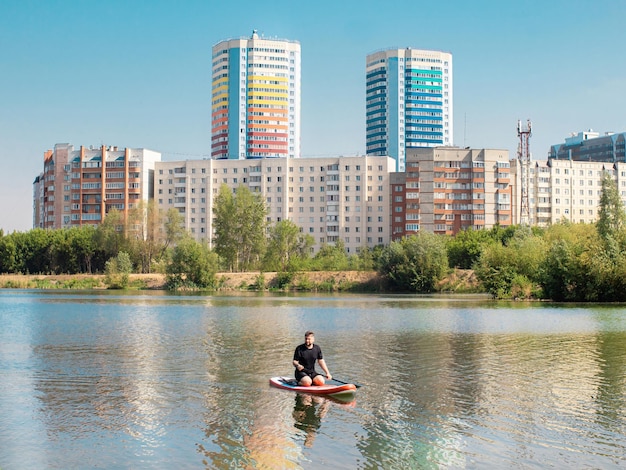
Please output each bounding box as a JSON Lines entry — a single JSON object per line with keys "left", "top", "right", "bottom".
{"left": 292, "top": 393, "right": 330, "bottom": 448}
{"left": 354, "top": 332, "right": 467, "bottom": 468}
{"left": 595, "top": 331, "right": 626, "bottom": 425}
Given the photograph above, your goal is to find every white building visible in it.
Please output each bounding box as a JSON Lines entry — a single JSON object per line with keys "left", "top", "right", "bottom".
{"left": 154, "top": 155, "right": 395, "bottom": 253}
{"left": 529, "top": 159, "right": 626, "bottom": 226}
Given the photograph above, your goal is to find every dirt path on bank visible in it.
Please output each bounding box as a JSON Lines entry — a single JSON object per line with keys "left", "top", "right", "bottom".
{"left": 0, "top": 271, "right": 382, "bottom": 290}
{"left": 0, "top": 269, "right": 479, "bottom": 291}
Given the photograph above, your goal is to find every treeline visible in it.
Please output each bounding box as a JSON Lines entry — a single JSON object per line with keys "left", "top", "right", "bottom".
{"left": 3, "top": 175, "right": 626, "bottom": 300}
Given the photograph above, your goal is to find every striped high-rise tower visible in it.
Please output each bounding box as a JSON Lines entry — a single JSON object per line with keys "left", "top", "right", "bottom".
{"left": 366, "top": 48, "right": 453, "bottom": 171}
{"left": 211, "top": 31, "right": 301, "bottom": 159}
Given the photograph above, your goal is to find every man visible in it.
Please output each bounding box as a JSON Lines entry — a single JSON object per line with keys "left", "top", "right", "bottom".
{"left": 293, "top": 331, "right": 332, "bottom": 386}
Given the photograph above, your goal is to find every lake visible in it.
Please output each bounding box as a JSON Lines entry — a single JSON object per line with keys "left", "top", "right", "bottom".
{"left": 1, "top": 290, "right": 625, "bottom": 469}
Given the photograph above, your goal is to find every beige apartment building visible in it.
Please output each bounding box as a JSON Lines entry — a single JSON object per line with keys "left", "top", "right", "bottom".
{"left": 154, "top": 155, "right": 395, "bottom": 254}
{"left": 530, "top": 159, "right": 626, "bottom": 226}
{"left": 34, "top": 143, "right": 626, "bottom": 243}
{"left": 35, "top": 143, "right": 161, "bottom": 229}
{"left": 391, "top": 147, "right": 515, "bottom": 238}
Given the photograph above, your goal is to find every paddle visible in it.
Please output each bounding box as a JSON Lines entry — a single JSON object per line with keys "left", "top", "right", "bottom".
{"left": 302, "top": 369, "right": 363, "bottom": 388}
{"left": 322, "top": 375, "right": 362, "bottom": 389}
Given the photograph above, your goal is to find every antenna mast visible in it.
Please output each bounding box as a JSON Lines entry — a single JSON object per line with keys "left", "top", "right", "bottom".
{"left": 517, "top": 119, "right": 532, "bottom": 225}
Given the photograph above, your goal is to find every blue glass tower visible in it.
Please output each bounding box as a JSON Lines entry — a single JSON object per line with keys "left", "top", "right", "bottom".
{"left": 366, "top": 48, "right": 453, "bottom": 171}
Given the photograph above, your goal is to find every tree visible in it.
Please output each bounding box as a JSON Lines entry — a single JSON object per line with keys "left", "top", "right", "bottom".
{"left": 95, "top": 209, "right": 127, "bottom": 261}
{"left": 104, "top": 251, "right": 133, "bottom": 289}
{"left": 312, "top": 239, "right": 350, "bottom": 271}
{"left": 0, "top": 234, "right": 17, "bottom": 273}
{"left": 49, "top": 226, "right": 98, "bottom": 274}
{"left": 235, "top": 186, "right": 267, "bottom": 270}
{"left": 597, "top": 172, "right": 626, "bottom": 250}
{"left": 213, "top": 185, "right": 267, "bottom": 271}
{"left": 213, "top": 185, "right": 238, "bottom": 271}
{"left": 14, "top": 229, "right": 54, "bottom": 274}
{"left": 162, "top": 208, "right": 186, "bottom": 256}
{"left": 166, "top": 237, "right": 218, "bottom": 289}
{"left": 377, "top": 232, "right": 448, "bottom": 292}
{"left": 125, "top": 201, "right": 185, "bottom": 274}
{"left": 264, "top": 220, "right": 313, "bottom": 271}
{"left": 474, "top": 230, "right": 547, "bottom": 299}
{"left": 446, "top": 228, "right": 494, "bottom": 269}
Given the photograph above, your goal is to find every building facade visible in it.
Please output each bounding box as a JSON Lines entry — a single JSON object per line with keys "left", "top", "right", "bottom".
{"left": 549, "top": 130, "right": 626, "bottom": 162}
{"left": 391, "top": 147, "right": 514, "bottom": 238}
{"left": 154, "top": 155, "right": 394, "bottom": 254}
{"left": 529, "top": 158, "right": 626, "bottom": 226}
{"left": 36, "top": 143, "right": 160, "bottom": 229}
{"left": 211, "top": 31, "right": 301, "bottom": 160}
{"left": 366, "top": 48, "right": 453, "bottom": 172}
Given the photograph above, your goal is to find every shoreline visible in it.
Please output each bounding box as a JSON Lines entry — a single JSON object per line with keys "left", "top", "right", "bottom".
{"left": 0, "top": 269, "right": 480, "bottom": 293}
{"left": 0, "top": 271, "right": 381, "bottom": 291}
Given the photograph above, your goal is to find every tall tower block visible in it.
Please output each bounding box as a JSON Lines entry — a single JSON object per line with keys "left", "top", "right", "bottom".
{"left": 211, "top": 31, "right": 301, "bottom": 159}
{"left": 366, "top": 48, "right": 453, "bottom": 171}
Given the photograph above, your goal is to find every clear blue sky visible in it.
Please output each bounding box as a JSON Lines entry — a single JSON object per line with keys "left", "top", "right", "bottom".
{"left": 2, "top": 0, "right": 625, "bottom": 232}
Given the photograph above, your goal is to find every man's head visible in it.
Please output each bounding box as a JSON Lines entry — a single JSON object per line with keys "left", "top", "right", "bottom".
{"left": 304, "top": 331, "right": 315, "bottom": 347}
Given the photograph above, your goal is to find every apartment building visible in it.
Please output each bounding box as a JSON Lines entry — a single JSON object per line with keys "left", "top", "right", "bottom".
{"left": 154, "top": 155, "right": 395, "bottom": 253}
{"left": 211, "top": 31, "right": 301, "bottom": 160}
{"left": 530, "top": 158, "right": 626, "bottom": 226}
{"left": 366, "top": 47, "right": 453, "bottom": 172}
{"left": 36, "top": 143, "right": 160, "bottom": 229}
{"left": 391, "top": 147, "right": 514, "bottom": 238}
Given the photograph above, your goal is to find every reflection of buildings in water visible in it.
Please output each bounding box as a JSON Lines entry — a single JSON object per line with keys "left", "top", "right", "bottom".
{"left": 241, "top": 404, "right": 302, "bottom": 469}
{"left": 197, "top": 389, "right": 302, "bottom": 469}
{"left": 31, "top": 303, "right": 168, "bottom": 444}
{"left": 359, "top": 329, "right": 626, "bottom": 467}
{"left": 197, "top": 307, "right": 305, "bottom": 469}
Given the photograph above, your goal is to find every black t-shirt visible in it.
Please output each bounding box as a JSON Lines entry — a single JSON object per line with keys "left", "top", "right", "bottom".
{"left": 293, "top": 343, "right": 323, "bottom": 371}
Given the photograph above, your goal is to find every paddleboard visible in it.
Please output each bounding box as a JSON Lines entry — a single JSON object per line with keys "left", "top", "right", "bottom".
{"left": 269, "top": 376, "right": 357, "bottom": 397}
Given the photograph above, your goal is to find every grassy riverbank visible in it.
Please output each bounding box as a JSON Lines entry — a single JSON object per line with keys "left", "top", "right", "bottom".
{"left": 0, "top": 269, "right": 480, "bottom": 292}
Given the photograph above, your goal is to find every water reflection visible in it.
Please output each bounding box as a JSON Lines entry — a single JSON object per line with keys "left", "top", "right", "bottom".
{"left": 1, "top": 291, "right": 625, "bottom": 469}
{"left": 292, "top": 394, "right": 330, "bottom": 448}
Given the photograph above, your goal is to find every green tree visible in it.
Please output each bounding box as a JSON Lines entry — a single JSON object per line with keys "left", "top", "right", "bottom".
{"left": 213, "top": 185, "right": 267, "bottom": 271}
{"left": 126, "top": 200, "right": 184, "bottom": 274}
{"left": 264, "top": 220, "right": 313, "bottom": 271}
{"left": 446, "top": 228, "right": 494, "bottom": 269}
{"left": 104, "top": 251, "right": 133, "bottom": 289}
{"left": 0, "top": 234, "right": 18, "bottom": 273}
{"left": 377, "top": 232, "right": 448, "bottom": 292}
{"left": 163, "top": 208, "right": 186, "bottom": 256}
{"left": 166, "top": 237, "right": 218, "bottom": 289}
{"left": 49, "top": 226, "right": 98, "bottom": 274}
{"left": 474, "top": 230, "right": 547, "bottom": 299}
{"left": 213, "top": 185, "right": 238, "bottom": 271}
{"left": 13, "top": 229, "right": 53, "bottom": 274}
{"left": 311, "top": 239, "right": 350, "bottom": 271}
{"left": 95, "top": 209, "right": 127, "bottom": 261}
{"left": 597, "top": 172, "right": 626, "bottom": 250}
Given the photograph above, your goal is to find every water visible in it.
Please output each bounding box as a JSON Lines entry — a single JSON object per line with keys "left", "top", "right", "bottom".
{"left": 1, "top": 290, "right": 625, "bottom": 469}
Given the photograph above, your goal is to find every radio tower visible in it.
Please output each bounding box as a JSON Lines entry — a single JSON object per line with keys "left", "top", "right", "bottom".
{"left": 517, "top": 119, "right": 532, "bottom": 225}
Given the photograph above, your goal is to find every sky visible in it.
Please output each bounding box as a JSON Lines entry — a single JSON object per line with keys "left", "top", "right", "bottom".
{"left": 2, "top": 0, "right": 626, "bottom": 233}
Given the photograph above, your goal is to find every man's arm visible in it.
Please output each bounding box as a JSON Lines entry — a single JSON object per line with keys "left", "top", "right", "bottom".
{"left": 318, "top": 358, "right": 332, "bottom": 380}
{"left": 293, "top": 347, "right": 304, "bottom": 371}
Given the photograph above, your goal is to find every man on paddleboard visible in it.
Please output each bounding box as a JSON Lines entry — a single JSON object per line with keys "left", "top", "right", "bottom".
{"left": 293, "top": 331, "right": 332, "bottom": 386}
